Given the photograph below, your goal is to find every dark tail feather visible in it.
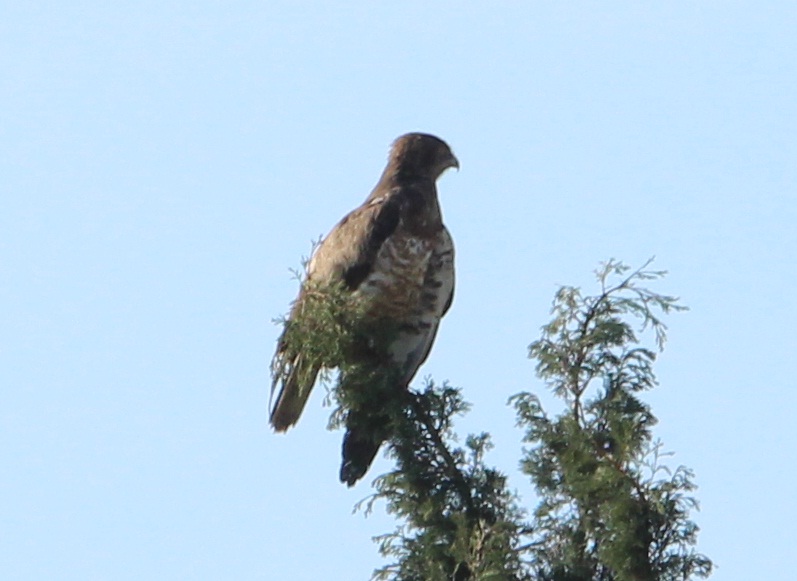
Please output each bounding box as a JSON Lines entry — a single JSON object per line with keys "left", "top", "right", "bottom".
{"left": 269, "top": 353, "right": 320, "bottom": 432}
{"left": 337, "top": 368, "right": 409, "bottom": 486}
{"left": 340, "top": 423, "right": 385, "bottom": 486}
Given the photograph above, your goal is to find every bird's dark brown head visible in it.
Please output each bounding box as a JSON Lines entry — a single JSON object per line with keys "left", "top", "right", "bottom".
{"left": 388, "top": 133, "right": 459, "bottom": 180}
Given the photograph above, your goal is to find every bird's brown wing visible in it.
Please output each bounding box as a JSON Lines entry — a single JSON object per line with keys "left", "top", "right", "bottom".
{"left": 269, "top": 193, "right": 403, "bottom": 432}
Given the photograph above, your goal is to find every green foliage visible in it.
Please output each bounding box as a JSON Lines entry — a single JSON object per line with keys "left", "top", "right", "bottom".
{"left": 274, "top": 263, "right": 531, "bottom": 579}
{"left": 369, "top": 383, "right": 531, "bottom": 581}
{"left": 272, "top": 276, "right": 366, "bottom": 394}
{"left": 272, "top": 258, "right": 712, "bottom": 581}
{"left": 272, "top": 258, "right": 408, "bottom": 433}
{"left": 512, "top": 259, "right": 712, "bottom": 581}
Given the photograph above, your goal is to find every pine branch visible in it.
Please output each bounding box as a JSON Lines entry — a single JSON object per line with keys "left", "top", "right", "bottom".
{"left": 515, "top": 259, "right": 711, "bottom": 581}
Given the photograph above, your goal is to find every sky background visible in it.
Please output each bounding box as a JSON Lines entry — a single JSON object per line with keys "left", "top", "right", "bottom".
{"left": 2, "top": 2, "right": 796, "bottom": 579}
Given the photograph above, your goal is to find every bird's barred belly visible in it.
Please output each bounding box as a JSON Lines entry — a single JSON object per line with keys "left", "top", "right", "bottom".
{"left": 355, "top": 234, "right": 433, "bottom": 320}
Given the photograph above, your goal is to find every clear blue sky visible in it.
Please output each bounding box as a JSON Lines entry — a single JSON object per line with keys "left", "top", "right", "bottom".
{"left": 2, "top": 2, "right": 795, "bottom": 579}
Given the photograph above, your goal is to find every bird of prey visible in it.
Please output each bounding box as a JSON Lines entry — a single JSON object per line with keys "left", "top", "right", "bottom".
{"left": 270, "top": 132, "right": 458, "bottom": 486}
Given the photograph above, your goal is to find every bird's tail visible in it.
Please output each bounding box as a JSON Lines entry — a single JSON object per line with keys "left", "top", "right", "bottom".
{"left": 269, "top": 352, "right": 320, "bottom": 432}
{"left": 339, "top": 414, "right": 388, "bottom": 486}
{"left": 337, "top": 364, "right": 408, "bottom": 486}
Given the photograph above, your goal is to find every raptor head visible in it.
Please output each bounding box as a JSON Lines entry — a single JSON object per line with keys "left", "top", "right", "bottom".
{"left": 389, "top": 133, "right": 459, "bottom": 180}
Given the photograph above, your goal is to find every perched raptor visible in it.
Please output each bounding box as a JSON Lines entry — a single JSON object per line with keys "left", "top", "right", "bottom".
{"left": 270, "top": 133, "right": 458, "bottom": 485}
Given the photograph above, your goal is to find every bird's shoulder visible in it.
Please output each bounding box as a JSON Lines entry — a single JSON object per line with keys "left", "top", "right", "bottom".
{"left": 306, "top": 188, "right": 405, "bottom": 287}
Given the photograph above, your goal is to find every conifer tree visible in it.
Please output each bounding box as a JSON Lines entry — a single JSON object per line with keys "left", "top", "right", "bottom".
{"left": 272, "top": 259, "right": 712, "bottom": 580}
{"left": 511, "top": 260, "right": 712, "bottom": 581}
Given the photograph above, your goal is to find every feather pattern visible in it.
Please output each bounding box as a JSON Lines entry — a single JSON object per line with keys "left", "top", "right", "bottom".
{"left": 270, "top": 133, "right": 458, "bottom": 485}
